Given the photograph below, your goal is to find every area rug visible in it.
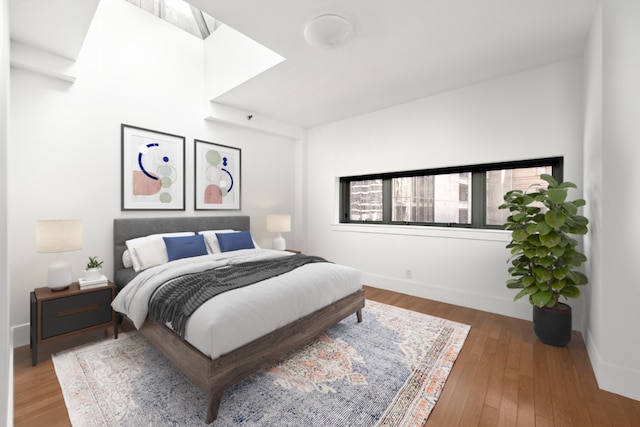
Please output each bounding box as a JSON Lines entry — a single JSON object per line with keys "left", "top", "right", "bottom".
{"left": 52, "top": 300, "right": 470, "bottom": 426}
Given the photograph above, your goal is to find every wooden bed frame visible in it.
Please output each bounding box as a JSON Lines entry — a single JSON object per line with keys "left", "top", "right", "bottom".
{"left": 113, "top": 216, "right": 364, "bottom": 424}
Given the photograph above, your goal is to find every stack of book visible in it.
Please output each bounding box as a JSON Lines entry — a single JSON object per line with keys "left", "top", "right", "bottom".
{"left": 78, "top": 275, "right": 109, "bottom": 290}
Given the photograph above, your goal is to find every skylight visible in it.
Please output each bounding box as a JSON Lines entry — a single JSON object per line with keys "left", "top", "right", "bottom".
{"left": 125, "top": 0, "right": 222, "bottom": 39}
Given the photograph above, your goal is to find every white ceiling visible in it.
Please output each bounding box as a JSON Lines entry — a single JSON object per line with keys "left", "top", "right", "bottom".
{"left": 190, "top": 0, "right": 598, "bottom": 128}
{"left": 10, "top": 0, "right": 598, "bottom": 129}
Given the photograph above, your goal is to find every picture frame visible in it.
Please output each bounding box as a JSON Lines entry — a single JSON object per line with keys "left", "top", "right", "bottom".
{"left": 194, "top": 139, "right": 241, "bottom": 210}
{"left": 121, "top": 124, "right": 185, "bottom": 210}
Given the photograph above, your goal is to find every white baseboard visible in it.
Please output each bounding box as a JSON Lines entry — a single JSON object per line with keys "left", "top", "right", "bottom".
{"left": 585, "top": 327, "right": 640, "bottom": 401}
{"left": 363, "top": 272, "right": 534, "bottom": 322}
{"left": 11, "top": 323, "right": 29, "bottom": 348}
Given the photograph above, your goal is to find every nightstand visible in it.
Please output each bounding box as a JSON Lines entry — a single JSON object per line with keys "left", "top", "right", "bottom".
{"left": 30, "top": 282, "right": 116, "bottom": 366}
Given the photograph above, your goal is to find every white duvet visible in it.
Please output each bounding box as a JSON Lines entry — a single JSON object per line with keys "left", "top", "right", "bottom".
{"left": 111, "top": 249, "right": 362, "bottom": 359}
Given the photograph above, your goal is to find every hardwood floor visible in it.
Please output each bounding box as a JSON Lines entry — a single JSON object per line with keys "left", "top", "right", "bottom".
{"left": 13, "top": 286, "right": 640, "bottom": 426}
{"left": 364, "top": 286, "right": 640, "bottom": 427}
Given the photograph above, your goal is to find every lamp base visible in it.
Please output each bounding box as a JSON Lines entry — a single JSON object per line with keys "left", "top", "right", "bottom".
{"left": 272, "top": 235, "right": 286, "bottom": 251}
{"left": 47, "top": 253, "right": 73, "bottom": 290}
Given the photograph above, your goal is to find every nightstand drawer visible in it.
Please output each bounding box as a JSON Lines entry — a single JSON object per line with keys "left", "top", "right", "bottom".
{"left": 41, "top": 288, "right": 112, "bottom": 339}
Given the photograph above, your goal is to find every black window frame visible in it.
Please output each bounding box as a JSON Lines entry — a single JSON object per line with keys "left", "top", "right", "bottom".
{"left": 339, "top": 157, "right": 563, "bottom": 229}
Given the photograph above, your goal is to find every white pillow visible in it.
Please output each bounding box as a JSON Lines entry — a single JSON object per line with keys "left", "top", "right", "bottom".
{"left": 125, "top": 232, "right": 194, "bottom": 272}
{"left": 134, "top": 239, "right": 168, "bottom": 271}
{"left": 122, "top": 250, "right": 133, "bottom": 269}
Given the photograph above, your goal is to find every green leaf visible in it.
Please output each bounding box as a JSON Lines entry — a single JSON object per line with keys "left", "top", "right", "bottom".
{"left": 550, "top": 245, "right": 566, "bottom": 257}
{"left": 514, "top": 288, "right": 529, "bottom": 301}
{"left": 527, "top": 235, "right": 542, "bottom": 247}
{"left": 553, "top": 266, "right": 569, "bottom": 279}
{"left": 560, "top": 286, "right": 580, "bottom": 299}
{"left": 570, "top": 225, "right": 589, "bottom": 235}
{"left": 573, "top": 198, "right": 586, "bottom": 207}
{"left": 531, "top": 291, "right": 553, "bottom": 307}
{"left": 551, "top": 279, "right": 566, "bottom": 291}
{"left": 536, "top": 246, "right": 550, "bottom": 257}
{"left": 536, "top": 221, "right": 552, "bottom": 235}
{"left": 526, "top": 207, "right": 541, "bottom": 215}
{"left": 537, "top": 281, "right": 549, "bottom": 291}
{"left": 561, "top": 202, "right": 578, "bottom": 215}
{"left": 537, "top": 257, "right": 555, "bottom": 268}
{"left": 558, "top": 181, "right": 577, "bottom": 190}
{"left": 506, "top": 279, "right": 524, "bottom": 289}
{"left": 545, "top": 294, "right": 559, "bottom": 308}
{"left": 572, "top": 215, "right": 589, "bottom": 226}
{"left": 511, "top": 213, "right": 526, "bottom": 222}
{"left": 533, "top": 267, "right": 553, "bottom": 282}
{"left": 567, "top": 271, "right": 588, "bottom": 285}
{"left": 569, "top": 252, "right": 588, "bottom": 266}
{"left": 547, "top": 188, "right": 568, "bottom": 204}
{"left": 512, "top": 229, "right": 529, "bottom": 242}
{"left": 545, "top": 211, "right": 566, "bottom": 228}
{"left": 540, "top": 174, "right": 558, "bottom": 187}
{"left": 524, "top": 248, "right": 537, "bottom": 258}
{"left": 522, "top": 276, "right": 535, "bottom": 287}
{"left": 539, "top": 231, "right": 561, "bottom": 248}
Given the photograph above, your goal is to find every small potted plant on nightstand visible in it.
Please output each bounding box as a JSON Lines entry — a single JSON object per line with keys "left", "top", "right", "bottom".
{"left": 84, "top": 256, "right": 104, "bottom": 281}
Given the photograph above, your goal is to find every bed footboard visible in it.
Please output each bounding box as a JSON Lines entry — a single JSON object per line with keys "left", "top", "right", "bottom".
{"left": 139, "top": 288, "right": 365, "bottom": 424}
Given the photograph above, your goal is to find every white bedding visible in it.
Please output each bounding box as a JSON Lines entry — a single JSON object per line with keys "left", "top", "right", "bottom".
{"left": 111, "top": 249, "right": 362, "bottom": 359}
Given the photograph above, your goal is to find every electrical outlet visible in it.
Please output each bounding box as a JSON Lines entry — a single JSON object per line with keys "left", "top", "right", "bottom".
{"left": 405, "top": 269, "right": 412, "bottom": 279}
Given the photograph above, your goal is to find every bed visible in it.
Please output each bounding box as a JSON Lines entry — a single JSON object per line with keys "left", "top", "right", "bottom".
{"left": 111, "top": 216, "right": 364, "bottom": 424}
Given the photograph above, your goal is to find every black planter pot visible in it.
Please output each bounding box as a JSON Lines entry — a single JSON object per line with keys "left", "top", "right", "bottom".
{"left": 532, "top": 303, "right": 572, "bottom": 347}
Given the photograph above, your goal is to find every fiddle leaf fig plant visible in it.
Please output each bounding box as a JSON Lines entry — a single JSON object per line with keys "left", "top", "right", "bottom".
{"left": 498, "top": 174, "right": 589, "bottom": 308}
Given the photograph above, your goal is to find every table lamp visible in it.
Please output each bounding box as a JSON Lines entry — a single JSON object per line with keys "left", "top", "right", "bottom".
{"left": 266, "top": 214, "right": 291, "bottom": 251}
{"left": 36, "top": 219, "right": 83, "bottom": 290}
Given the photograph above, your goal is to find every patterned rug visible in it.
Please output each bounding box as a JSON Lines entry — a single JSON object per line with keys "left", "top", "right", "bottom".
{"left": 52, "top": 300, "right": 470, "bottom": 426}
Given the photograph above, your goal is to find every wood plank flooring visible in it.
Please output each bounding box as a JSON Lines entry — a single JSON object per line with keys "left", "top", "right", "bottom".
{"left": 13, "top": 285, "right": 640, "bottom": 426}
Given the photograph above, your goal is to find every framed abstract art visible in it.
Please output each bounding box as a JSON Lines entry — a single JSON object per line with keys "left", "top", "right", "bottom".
{"left": 121, "top": 124, "right": 185, "bottom": 210}
{"left": 194, "top": 139, "right": 241, "bottom": 210}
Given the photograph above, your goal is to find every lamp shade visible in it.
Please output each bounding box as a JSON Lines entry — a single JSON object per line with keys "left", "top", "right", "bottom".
{"left": 36, "top": 219, "right": 82, "bottom": 290}
{"left": 266, "top": 214, "right": 291, "bottom": 233}
{"left": 36, "top": 219, "right": 83, "bottom": 252}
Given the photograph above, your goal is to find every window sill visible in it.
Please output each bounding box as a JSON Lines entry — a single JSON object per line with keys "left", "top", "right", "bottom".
{"left": 330, "top": 223, "right": 511, "bottom": 242}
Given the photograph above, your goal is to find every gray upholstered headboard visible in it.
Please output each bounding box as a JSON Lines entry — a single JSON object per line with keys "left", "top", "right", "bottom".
{"left": 113, "top": 216, "right": 250, "bottom": 291}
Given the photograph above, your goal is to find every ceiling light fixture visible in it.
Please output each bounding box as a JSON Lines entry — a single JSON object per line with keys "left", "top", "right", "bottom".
{"left": 304, "top": 14, "right": 353, "bottom": 49}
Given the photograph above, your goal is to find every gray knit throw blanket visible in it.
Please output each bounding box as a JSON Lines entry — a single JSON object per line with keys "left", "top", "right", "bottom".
{"left": 149, "top": 255, "right": 329, "bottom": 338}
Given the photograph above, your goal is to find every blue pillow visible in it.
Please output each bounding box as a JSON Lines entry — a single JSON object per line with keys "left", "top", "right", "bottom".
{"left": 163, "top": 234, "right": 208, "bottom": 261}
{"left": 216, "top": 231, "right": 255, "bottom": 252}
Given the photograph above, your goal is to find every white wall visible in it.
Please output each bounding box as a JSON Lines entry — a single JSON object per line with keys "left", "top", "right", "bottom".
{"left": 583, "top": 0, "right": 606, "bottom": 394}
{"left": 305, "top": 58, "right": 585, "bottom": 324}
{"left": 8, "top": 0, "right": 299, "bottom": 346}
{"left": 1, "top": 0, "right": 12, "bottom": 423}
{"left": 587, "top": 0, "right": 640, "bottom": 400}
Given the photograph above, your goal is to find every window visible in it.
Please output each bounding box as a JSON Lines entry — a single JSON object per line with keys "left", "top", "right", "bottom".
{"left": 391, "top": 173, "right": 471, "bottom": 224}
{"left": 339, "top": 157, "right": 562, "bottom": 229}
{"left": 349, "top": 179, "right": 383, "bottom": 221}
{"left": 125, "top": 0, "right": 222, "bottom": 39}
{"left": 485, "top": 166, "right": 552, "bottom": 226}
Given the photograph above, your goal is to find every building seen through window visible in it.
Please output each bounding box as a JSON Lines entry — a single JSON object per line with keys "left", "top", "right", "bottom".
{"left": 485, "top": 166, "right": 552, "bottom": 226}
